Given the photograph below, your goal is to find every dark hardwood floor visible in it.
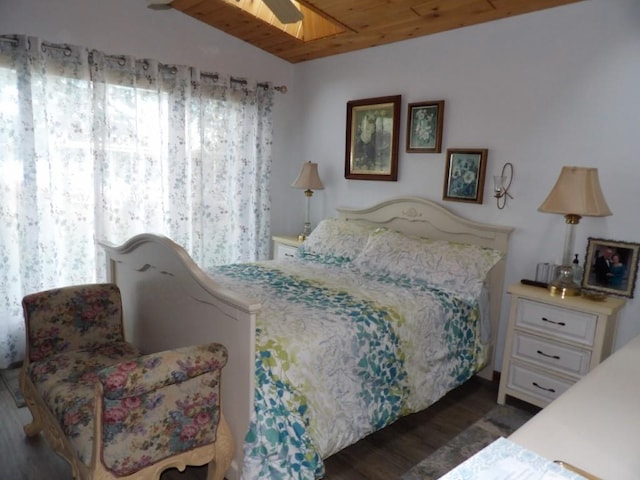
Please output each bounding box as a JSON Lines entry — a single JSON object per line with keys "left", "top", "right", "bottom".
{"left": 0, "top": 374, "right": 530, "bottom": 479}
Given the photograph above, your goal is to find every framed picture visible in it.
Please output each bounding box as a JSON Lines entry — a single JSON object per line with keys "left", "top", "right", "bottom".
{"left": 345, "top": 95, "right": 401, "bottom": 181}
{"left": 582, "top": 237, "right": 640, "bottom": 298}
{"left": 442, "top": 148, "right": 488, "bottom": 204}
{"left": 406, "top": 100, "right": 444, "bottom": 153}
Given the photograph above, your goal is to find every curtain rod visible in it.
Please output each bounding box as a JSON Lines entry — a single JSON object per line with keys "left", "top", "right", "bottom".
{"left": 200, "top": 72, "right": 287, "bottom": 93}
{"left": 0, "top": 36, "right": 287, "bottom": 93}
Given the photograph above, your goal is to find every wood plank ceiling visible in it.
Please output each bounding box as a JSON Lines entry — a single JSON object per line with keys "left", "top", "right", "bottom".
{"left": 168, "top": 0, "right": 584, "bottom": 64}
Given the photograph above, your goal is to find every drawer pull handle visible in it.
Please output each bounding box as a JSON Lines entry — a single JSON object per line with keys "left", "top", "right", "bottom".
{"left": 532, "top": 382, "right": 556, "bottom": 393}
{"left": 541, "top": 316, "right": 566, "bottom": 326}
{"left": 536, "top": 349, "right": 560, "bottom": 360}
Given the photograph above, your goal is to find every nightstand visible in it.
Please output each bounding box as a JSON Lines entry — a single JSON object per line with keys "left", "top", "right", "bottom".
{"left": 498, "top": 283, "right": 626, "bottom": 408}
{"left": 272, "top": 235, "right": 303, "bottom": 261}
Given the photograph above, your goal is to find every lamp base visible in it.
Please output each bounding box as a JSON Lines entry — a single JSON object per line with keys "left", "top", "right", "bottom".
{"left": 298, "top": 221, "right": 311, "bottom": 241}
{"left": 548, "top": 265, "right": 581, "bottom": 298}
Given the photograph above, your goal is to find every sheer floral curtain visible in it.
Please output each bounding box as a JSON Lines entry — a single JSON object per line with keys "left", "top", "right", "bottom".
{"left": 0, "top": 35, "right": 274, "bottom": 368}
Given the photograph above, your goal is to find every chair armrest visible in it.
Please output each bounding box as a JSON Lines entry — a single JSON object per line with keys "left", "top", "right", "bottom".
{"left": 97, "top": 343, "right": 228, "bottom": 400}
{"left": 94, "top": 342, "right": 229, "bottom": 477}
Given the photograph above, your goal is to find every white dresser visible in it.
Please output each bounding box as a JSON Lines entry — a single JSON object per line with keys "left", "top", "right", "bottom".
{"left": 272, "top": 235, "right": 302, "bottom": 261}
{"left": 498, "top": 283, "right": 625, "bottom": 408}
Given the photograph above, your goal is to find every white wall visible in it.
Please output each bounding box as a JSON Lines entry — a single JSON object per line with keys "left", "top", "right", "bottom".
{"left": 2, "top": 0, "right": 639, "bottom": 370}
{"left": 290, "top": 0, "right": 640, "bottom": 367}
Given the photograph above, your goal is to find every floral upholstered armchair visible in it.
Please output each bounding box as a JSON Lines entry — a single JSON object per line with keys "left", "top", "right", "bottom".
{"left": 19, "top": 283, "right": 233, "bottom": 480}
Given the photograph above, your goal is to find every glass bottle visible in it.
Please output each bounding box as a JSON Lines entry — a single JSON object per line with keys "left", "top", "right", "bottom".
{"left": 572, "top": 253, "right": 584, "bottom": 286}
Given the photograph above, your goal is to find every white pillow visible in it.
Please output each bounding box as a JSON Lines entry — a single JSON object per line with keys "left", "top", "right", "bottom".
{"left": 300, "top": 218, "right": 373, "bottom": 264}
{"left": 352, "top": 229, "right": 503, "bottom": 301}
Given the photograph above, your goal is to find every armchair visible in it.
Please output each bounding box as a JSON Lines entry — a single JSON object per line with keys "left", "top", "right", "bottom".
{"left": 19, "top": 283, "right": 233, "bottom": 480}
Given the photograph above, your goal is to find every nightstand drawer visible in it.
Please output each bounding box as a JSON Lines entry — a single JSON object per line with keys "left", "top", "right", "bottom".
{"left": 512, "top": 331, "right": 591, "bottom": 377}
{"left": 516, "top": 298, "right": 597, "bottom": 346}
{"left": 274, "top": 243, "right": 298, "bottom": 261}
{"left": 506, "top": 361, "right": 574, "bottom": 404}
{"left": 272, "top": 235, "right": 303, "bottom": 261}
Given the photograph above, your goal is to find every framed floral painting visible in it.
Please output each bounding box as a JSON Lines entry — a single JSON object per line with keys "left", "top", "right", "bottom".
{"left": 406, "top": 100, "right": 444, "bottom": 153}
{"left": 442, "top": 148, "right": 488, "bottom": 204}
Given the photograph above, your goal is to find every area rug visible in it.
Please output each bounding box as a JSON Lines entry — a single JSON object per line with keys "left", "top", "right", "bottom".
{"left": 1, "top": 368, "right": 26, "bottom": 408}
{"left": 401, "top": 405, "right": 535, "bottom": 480}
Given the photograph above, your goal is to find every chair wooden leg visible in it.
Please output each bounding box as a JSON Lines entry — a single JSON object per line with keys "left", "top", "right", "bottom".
{"left": 206, "top": 414, "right": 234, "bottom": 480}
{"left": 19, "top": 366, "right": 44, "bottom": 437}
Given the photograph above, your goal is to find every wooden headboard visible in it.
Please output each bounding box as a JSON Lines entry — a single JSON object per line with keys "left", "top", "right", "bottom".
{"left": 337, "top": 196, "right": 511, "bottom": 252}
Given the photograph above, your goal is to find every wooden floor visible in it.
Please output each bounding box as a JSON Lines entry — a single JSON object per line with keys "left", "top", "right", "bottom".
{"left": 0, "top": 374, "right": 532, "bottom": 479}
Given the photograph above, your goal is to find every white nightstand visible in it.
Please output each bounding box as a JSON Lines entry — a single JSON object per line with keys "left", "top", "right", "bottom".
{"left": 272, "top": 235, "right": 303, "bottom": 261}
{"left": 498, "top": 283, "right": 626, "bottom": 408}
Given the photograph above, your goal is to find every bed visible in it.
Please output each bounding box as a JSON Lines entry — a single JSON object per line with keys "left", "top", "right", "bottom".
{"left": 100, "top": 196, "right": 513, "bottom": 480}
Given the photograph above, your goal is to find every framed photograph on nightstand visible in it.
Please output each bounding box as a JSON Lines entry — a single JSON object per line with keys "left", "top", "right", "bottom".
{"left": 582, "top": 237, "right": 640, "bottom": 298}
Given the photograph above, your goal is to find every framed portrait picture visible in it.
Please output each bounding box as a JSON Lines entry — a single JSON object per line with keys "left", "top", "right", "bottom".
{"left": 582, "top": 237, "right": 640, "bottom": 298}
{"left": 406, "top": 100, "right": 444, "bottom": 153}
{"left": 345, "top": 95, "right": 401, "bottom": 181}
{"left": 442, "top": 148, "right": 488, "bottom": 204}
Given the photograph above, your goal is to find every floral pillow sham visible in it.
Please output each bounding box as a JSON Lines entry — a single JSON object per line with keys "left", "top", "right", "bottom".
{"left": 299, "top": 218, "right": 373, "bottom": 265}
{"left": 351, "top": 229, "right": 503, "bottom": 301}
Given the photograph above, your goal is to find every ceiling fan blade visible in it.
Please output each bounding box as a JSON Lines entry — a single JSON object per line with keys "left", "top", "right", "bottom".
{"left": 146, "top": 0, "right": 172, "bottom": 10}
{"left": 262, "top": 0, "right": 304, "bottom": 24}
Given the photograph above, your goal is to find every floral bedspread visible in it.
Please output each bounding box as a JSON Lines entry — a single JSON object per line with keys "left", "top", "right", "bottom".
{"left": 208, "top": 258, "right": 488, "bottom": 480}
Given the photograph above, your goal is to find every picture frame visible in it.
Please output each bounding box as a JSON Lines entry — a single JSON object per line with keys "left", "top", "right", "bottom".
{"left": 582, "top": 237, "right": 640, "bottom": 298}
{"left": 406, "top": 100, "right": 444, "bottom": 153}
{"left": 442, "top": 148, "right": 488, "bottom": 204}
{"left": 345, "top": 95, "right": 401, "bottom": 181}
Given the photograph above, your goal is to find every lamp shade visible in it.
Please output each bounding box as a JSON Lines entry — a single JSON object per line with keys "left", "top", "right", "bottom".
{"left": 538, "top": 166, "right": 611, "bottom": 217}
{"left": 292, "top": 162, "right": 324, "bottom": 190}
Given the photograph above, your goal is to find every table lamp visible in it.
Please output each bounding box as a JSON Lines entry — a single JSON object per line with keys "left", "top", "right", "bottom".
{"left": 292, "top": 162, "right": 324, "bottom": 240}
{"left": 538, "top": 166, "right": 612, "bottom": 297}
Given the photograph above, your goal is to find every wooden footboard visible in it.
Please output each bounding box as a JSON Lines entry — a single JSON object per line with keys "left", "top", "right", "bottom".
{"left": 100, "top": 234, "right": 259, "bottom": 480}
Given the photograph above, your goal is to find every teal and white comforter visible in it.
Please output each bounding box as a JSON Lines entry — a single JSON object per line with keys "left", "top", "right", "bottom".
{"left": 208, "top": 257, "right": 488, "bottom": 480}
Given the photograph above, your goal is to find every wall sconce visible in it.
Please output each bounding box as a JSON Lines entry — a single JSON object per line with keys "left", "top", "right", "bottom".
{"left": 291, "top": 162, "right": 324, "bottom": 240}
{"left": 493, "top": 162, "right": 513, "bottom": 209}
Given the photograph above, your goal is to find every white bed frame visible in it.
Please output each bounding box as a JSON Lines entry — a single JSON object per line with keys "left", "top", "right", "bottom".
{"left": 100, "top": 196, "right": 513, "bottom": 480}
